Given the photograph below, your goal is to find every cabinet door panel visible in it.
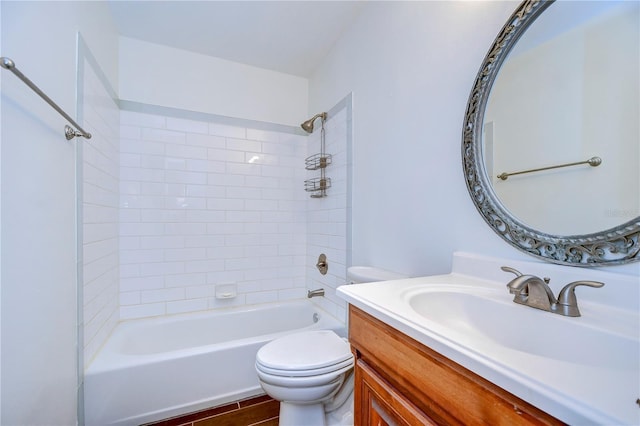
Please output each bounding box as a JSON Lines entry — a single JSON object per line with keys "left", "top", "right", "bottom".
{"left": 357, "top": 358, "right": 437, "bottom": 426}
{"left": 349, "top": 305, "right": 564, "bottom": 426}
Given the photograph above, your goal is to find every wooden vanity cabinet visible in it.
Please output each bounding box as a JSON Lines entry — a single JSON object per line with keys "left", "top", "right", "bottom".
{"left": 349, "top": 305, "right": 565, "bottom": 426}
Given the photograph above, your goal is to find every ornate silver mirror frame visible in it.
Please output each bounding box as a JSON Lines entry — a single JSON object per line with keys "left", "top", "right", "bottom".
{"left": 462, "top": 0, "right": 640, "bottom": 267}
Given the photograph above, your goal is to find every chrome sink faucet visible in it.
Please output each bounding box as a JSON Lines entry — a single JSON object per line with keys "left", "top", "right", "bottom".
{"left": 501, "top": 266, "right": 604, "bottom": 317}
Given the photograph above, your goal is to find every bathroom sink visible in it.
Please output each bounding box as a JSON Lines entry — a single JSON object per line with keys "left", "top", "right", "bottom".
{"left": 337, "top": 253, "right": 640, "bottom": 426}
{"left": 405, "top": 287, "right": 638, "bottom": 370}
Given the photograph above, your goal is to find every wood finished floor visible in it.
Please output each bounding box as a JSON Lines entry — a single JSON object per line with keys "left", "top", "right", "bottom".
{"left": 143, "top": 394, "right": 279, "bottom": 426}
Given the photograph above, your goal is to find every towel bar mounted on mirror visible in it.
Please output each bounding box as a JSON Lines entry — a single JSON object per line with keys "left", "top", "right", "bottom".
{"left": 0, "top": 57, "right": 91, "bottom": 140}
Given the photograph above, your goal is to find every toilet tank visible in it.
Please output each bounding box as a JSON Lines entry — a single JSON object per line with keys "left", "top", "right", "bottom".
{"left": 347, "top": 266, "right": 407, "bottom": 283}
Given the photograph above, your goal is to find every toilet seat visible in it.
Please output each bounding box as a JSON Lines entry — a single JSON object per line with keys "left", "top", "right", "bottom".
{"left": 256, "top": 361, "right": 353, "bottom": 388}
{"left": 256, "top": 330, "right": 352, "bottom": 372}
{"left": 256, "top": 356, "right": 354, "bottom": 378}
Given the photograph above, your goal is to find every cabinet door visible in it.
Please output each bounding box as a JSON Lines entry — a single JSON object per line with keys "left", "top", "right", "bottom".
{"left": 350, "top": 305, "right": 565, "bottom": 426}
{"left": 356, "top": 358, "right": 437, "bottom": 426}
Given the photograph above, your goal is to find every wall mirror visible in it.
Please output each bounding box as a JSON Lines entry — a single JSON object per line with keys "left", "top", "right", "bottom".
{"left": 462, "top": 0, "right": 639, "bottom": 266}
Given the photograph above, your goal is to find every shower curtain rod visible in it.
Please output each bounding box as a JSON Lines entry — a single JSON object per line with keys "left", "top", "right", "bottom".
{"left": 1, "top": 57, "right": 92, "bottom": 140}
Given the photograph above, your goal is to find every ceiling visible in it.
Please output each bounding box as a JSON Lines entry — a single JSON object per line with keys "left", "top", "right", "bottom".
{"left": 108, "top": 1, "right": 367, "bottom": 78}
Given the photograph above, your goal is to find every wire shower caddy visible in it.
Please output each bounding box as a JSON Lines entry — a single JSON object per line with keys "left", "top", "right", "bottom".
{"left": 304, "top": 114, "right": 331, "bottom": 198}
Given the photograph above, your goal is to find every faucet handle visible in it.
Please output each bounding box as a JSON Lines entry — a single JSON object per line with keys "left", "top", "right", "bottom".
{"left": 501, "top": 266, "right": 523, "bottom": 277}
{"left": 556, "top": 280, "right": 605, "bottom": 317}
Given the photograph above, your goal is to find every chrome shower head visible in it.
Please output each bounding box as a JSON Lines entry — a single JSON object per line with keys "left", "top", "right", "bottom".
{"left": 300, "top": 112, "right": 327, "bottom": 133}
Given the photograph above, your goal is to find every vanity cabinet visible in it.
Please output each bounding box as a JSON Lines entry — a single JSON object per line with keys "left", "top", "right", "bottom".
{"left": 349, "top": 305, "right": 565, "bottom": 426}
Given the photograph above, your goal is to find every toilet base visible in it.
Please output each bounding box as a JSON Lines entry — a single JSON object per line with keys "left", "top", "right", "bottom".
{"left": 279, "top": 401, "right": 326, "bottom": 426}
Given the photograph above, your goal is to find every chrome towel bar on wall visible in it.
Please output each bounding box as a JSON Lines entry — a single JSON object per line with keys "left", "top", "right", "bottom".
{"left": 0, "top": 57, "right": 92, "bottom": 140}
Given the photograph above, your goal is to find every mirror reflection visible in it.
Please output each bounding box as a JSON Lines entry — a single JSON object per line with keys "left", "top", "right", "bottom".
{"left": 484, "top": 0, "right": 639, "bottom": 236}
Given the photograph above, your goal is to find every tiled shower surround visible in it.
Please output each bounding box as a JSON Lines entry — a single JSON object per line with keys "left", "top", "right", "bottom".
{"left": 117, "top": 104, "right": 349, "bottom": 322}
{"left": 304, "top": 106, "right": 350, "bottom": 322}
{"left": 81, "top": 58, "right": 121, "bottom": 367}
{"left": 81, "top": 57, "right": 350, "bottom": 368}
{"left": 119, "top": 111, "right": 308, "bottom": 319}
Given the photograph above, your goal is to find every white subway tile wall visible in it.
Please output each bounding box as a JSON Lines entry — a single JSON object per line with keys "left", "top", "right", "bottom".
{"left": 82, "top": 61, "right": 120, "bottom": 366}
{"left": 119, "top": 110, "right": 315, "bottom": 319}
{"left": 305, "top": 107, "right": 349, "bottom": 321}
{"left": 82, "top": 89, "right": 350, "bottom": 366}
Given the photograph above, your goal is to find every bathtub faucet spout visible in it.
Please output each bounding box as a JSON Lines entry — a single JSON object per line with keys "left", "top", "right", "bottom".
{"left": 307, "top": 288, "right": 325, "bottom": 298}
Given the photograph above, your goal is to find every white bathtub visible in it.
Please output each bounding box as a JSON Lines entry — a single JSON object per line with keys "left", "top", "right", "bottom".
{"left": 84, "top": 300, "right": 345, "bottom": 426}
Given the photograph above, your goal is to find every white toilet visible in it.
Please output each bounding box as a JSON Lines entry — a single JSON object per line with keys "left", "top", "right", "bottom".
{"left": 255, "top": 266, "right": 407, "bottom": 426}
{"left": 256, "top": 330, "right": 353, "bottom": 425}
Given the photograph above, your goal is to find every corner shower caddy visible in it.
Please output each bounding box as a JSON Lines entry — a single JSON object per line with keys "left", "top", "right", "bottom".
{"left": 303, "top": 113, "right": 331, "bottom": 198}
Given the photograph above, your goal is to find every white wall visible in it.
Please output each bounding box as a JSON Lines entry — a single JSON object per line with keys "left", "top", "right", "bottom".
{"left": 309, "top": 1, "right": 640, "bottom": 277}
{"left": 0, "top": 1, "right": 118, "bottom": 423}
{"left": 119, "top": 37, "right": 309, "bottom": 127}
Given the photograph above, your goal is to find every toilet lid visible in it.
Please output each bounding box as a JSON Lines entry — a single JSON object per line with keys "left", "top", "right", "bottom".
{"left": 256, "top": 330, "right": 352, "bottom": 371}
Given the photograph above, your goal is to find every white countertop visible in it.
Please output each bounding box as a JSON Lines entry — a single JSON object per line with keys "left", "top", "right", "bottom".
{"left": 337, "top": 253, "right": 640, "bottom": 425}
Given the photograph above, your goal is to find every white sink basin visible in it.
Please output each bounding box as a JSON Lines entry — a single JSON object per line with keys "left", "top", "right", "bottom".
{"left": 405, "top": 287, "right": 638, "bottom": 370}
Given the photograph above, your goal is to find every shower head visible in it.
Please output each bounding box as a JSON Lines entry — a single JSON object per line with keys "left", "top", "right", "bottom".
{"left": 300, "top": 112, "right": 327, "bottom": 133}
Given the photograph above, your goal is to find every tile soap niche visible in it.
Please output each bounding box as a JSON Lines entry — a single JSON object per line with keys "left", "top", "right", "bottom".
{"left": 302, "top": 112, "right": 331, "bottom": 198}
{"left": 215, "top": 283, "right": 237, "bottom": 299}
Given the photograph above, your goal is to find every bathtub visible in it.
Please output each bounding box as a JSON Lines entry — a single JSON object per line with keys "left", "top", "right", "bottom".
{"left": 84, "top": 300, "right": 345, "bottom": 425}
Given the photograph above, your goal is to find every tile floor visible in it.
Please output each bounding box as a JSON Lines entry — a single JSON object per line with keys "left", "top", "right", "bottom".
{"left": 143, "top": 394, "right": 279, "bottom": 426}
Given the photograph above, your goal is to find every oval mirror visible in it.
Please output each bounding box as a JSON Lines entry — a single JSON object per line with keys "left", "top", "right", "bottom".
{"left": 462, "top": 0, "right": 639, "bottom": 266}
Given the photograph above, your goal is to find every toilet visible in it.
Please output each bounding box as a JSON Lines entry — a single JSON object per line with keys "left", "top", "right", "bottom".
{"left": 255, "top": 266, "right": 407, "bottom": 426}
